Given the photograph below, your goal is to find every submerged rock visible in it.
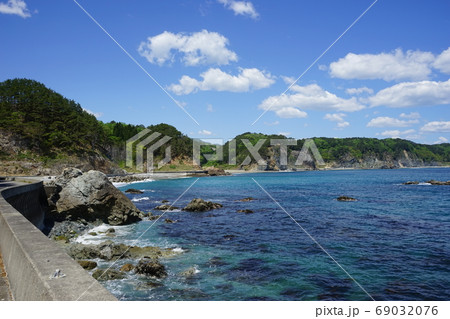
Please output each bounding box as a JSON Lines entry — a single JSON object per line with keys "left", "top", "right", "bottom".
{"left": 238, "top": 197, "right": 255, "bottom": 202}
{"left": 92, "top": 269, "right": 125, "bottom": 281}
{"left": 135, "top": 258, "right": 167, "bottom": 278}
{"left": 77, "top": 260, "right": 97, "bottom": 270}
{"left": 154, "top": 204, "right": 179, "bottom": 211}
{"left": 403, "top": 181, "right": 419, "bottom": 185}
{"left": 47, "top": 168, "right": 143, "bottom": 226}
{"left": 337, "top": 196, "right": 357, "bottom": 202}
{"left": 426, "top": 180, "right": 450, "bottom": 185}
{"left": 120, "top": 263, "right": 135, "bottom": 272}
{"left": 179, "top": 267, "right": 198, "bottom": 278}
{"left": 125, "top": 188, "right": 144, "bottom": 194}
{"left": 237, "top": 209, "right": 254, "bottom": 214}
{"left": 183, "top": 198, "right": 223, "bottom": 212}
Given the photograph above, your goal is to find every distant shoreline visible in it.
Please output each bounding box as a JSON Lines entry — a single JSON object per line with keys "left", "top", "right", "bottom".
{"left": 3, "top": 165, "right": 450, "bottom": 185}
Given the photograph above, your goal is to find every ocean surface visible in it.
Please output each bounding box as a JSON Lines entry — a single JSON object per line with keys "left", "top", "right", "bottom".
{"left": 79, "top": 168, "right": 450, "bottom": 301}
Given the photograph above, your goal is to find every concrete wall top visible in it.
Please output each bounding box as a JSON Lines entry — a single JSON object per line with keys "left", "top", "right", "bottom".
{"left": 0, "top": 181, "right": 117, "bottom": 301}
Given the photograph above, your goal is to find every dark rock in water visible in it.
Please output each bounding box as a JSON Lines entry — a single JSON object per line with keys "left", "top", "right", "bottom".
{"left": 237, "top": 209, "right": 254, "bottom": 214}
{"left": 205, "top": 167, "right": 231, "bottom": 176}
{"left": 77, "top": 260, "right": 97, "bottom": 270}
{"left": 164, "top": 218, "right": 177, "bottom": 224}
{"left": 183, "top": 198, "right": 223, "bottom": 212}
{"left": 149, "top": 215, "right": 161, "bottom": 220}
{"left": 65, "top": 240, "right": 176, "bottom": 261}
{"left": 135, "top": 258, "right": 167, "bottom": 278}
{"left": 88, "top": 232, "right": 97, "bottom": 236}
{"left": 161, "top": 200, "right": 169, "bottom": 203}
{"left": 337, "top": 196, "right": 357, "bottom": 202}
{"left": 47, "top": 168, "right": 143, "bottom": 226}
{"left": 154, "top": 204, "right": 179, "bottom": 211}
{"left": 105, "top": 228, "right": 115, "bottom": 236}
{"left": 125, "top": 188, "right": 143, "bottom": 194}
{"left": 179, "top": 267, "right": 198, "bottom": 278}
{"left": 208, "top": 256, "right": 228, "bottom": 267}
{"left": 92, "top": 269, "right": 125, "bottom": 281}
{"left": 403, "top": 181, "right": 419, "bottom": 185}
{"left": 136, "top": 281, "right": 164, "bottom": 290}
{"left": 223, "top": 234, "right": 236, "bottom": 240}
{"left": 426, "top": 180, "right": 450, "bottom": 185}
{"left": 238, "top": 197, "right": 255, "bottom": 202}
{"left": 120, "top": 263, "right": 135, "bottom": 272}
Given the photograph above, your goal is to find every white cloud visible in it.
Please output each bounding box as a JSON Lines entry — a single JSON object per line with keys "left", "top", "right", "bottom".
{"left": 379, "top": 129, "right": 416, "bottom": 138}
{"left": 399, "top": 112, "right": 421, "bottom": 119}
{"left": 433, "top": 47, "right": 450, "bottom": 74}
{"left": 198, "top": 129, "right": 213, "bottom": 136}
{"left": 278, "top": 132, "right": 291, "bottom": 137}
{"left": 274, "top": 107, "right": 307, "bottom": 119}
{"left": 281, "top": 76, "right": 296, "bottom": 85}
{"left": 433, "top": 136, "right": 449, "bottom": 144}
{"left": 367, "top": 116, "right": 419, "bottom": 128}
{"left": 420, "top": 121, "right": 450, "bottom": 133}
{"left": 324, "top": 113, "right": 349, "bottom": 129}
{"left": 329, "top": 48, "right": 435, "bottom": 81}
{"left": 0, "top": 0, "right": 31, "bottom": 18}
{"left": 138, "top": 30, "right": 238, "bottom": 66}
{"left": 337, "top": 121, "right": 350, "bottom": 129}
{"left": 259, "top": 84, "right": 364, "bottom": 119}
{"left": 324, "top": 113, "right": 346, "bottom": 122}
{"left": 367, "top": 79, "right": 450, "bottom": 108}
{"left": 169, "top": 67, "right": 275, "bottom": 95}
{"left": 345, "top": 87, "right": 374, "bottom": 95}
{"left": 206, "top": 104, "right": 214, "bottom": 112}
{"left": 218, "top": 0, "right": 259, "bottom": 19}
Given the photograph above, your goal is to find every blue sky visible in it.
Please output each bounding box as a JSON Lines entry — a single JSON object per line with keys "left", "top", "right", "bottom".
{"left": 1, "top": 0, "right": 449, "bottom": 144}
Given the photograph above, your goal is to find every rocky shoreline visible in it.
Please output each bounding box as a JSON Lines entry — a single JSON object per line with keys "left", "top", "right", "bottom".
{"left": 43, "top": 168, "right": 233, "bottom": 289}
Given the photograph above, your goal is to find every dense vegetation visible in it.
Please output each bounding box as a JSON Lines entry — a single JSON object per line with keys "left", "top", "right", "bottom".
{"left": 1, "top": 78, "right": 449, "bottom": 171}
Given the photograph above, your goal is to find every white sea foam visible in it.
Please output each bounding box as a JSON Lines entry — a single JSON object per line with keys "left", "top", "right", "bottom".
{"left": 418, "top": 182, "right": 432, "bottom": 186}
{"left": 74, "top": 224, "right": 134, "bottom": 244}
{"left": 172, "top": 247, "right": 185, "bottom": 253}
{"left": 131, "top": 197, "right": 150, "bottom": 202}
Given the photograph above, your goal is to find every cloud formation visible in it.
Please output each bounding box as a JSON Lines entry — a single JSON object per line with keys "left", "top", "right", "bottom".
{"left": 169, "top": 67, "right": 275, "bottom": 95}
{"left": 420, "top": 121, "right": 450, "bottom": 133}
{"left": 379, "top": 129, "right": 416, "bottom": 138}
{"left": 433, "top": 48, "right": 450, "bottom": 74}
{"left": 345, "top": 87, "right": 373, "bottom": 95}
{"left": 367, "top": 79, "right": 450, "bottom": 108}
{"left": 259, "top": 83, "right": 364, "bottom": 119}
{"left": 329, "top": 48, "right": 443, "bottom": 81}
{"left": 218, "top": 0, "right": 259, "bottom": 19}
{"left": 0, "top": 0, "right": 31, "bottom": 18}
{"left": 138, "top": 30, "right": 238, "bottom": 66}
{"left": 367, "top": 116, "right": 419, "bottom": 128}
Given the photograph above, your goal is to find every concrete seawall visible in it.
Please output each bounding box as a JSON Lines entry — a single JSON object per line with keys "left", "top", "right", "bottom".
{"left": 0, "top": 181, "right": 117, "bottom": 301}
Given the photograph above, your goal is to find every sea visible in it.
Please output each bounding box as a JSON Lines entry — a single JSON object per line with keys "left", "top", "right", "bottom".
{"left": 76, "top": 168, "right": 450, "bottom": 301}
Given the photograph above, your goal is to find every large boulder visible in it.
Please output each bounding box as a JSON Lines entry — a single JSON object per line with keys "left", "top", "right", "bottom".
{"left": 183, "top": 198, "right": 223, "bottom": 212}
{"left": 48, "top": 168, "right": 143, "bottom": 225}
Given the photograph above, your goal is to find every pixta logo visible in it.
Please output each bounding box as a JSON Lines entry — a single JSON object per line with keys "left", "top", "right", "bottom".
{"left": 126, "top": 129, "right": 172, "bottom": 172}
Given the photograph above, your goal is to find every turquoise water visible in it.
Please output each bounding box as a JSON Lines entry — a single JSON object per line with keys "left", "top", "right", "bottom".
{"left": 99, "top": 168, "right": 449, "bottom": 301}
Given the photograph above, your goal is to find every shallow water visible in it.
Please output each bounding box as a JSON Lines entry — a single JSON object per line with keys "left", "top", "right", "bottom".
{"left": 90, "top": 168, "right": 450, "bottom": 300}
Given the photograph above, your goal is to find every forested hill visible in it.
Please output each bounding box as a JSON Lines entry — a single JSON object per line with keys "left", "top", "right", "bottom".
{"left": 0, "top": 78, "right": 449, "bottom": 175}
